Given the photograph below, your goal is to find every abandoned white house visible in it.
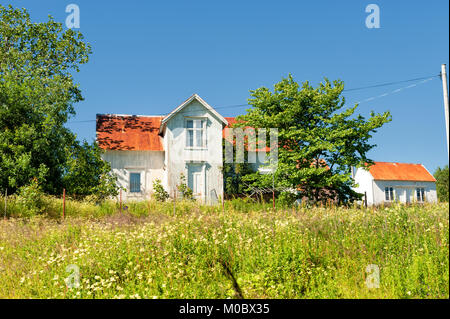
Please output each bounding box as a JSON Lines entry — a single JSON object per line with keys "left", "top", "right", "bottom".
{"left": 96, "top": 94, "right": 244, "bottom": 203}
{"left": 352, "top": 162, "right": 438, "bottom": 206}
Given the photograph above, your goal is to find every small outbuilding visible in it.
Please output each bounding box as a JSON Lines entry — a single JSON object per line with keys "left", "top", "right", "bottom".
{"left": 353, "top": 162, "right": 437, "bottom": 206}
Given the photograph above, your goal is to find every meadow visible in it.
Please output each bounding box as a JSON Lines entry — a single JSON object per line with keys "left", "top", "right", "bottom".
{"left": 0, "top": 197, "right": 448, "bottom": 299}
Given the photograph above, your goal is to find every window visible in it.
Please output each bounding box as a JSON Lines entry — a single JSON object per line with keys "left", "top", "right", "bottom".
{"left": 186, "top": 119, "right": 206, "bottom": 148}
{"left": 130, "top": 173, "right": 141, "bottom": 193}
{"left": 416, "top": 188, "right": 425, "bottom": 202}
{"left": 385, "top": 187, "right": 394, "bottom": 201}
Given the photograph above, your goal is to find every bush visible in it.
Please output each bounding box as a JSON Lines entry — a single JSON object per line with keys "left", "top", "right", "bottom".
{"left": 152, "top": 179, "right": 169, "bottom": 202}
{"left": 177, "top": 173, "right": 194, "bottom": 201}
{"left": 277, "top": 191, "right": 297, "bottom": 207}
{"left": 16, "top": 179, "right": 46, "bottom": 216}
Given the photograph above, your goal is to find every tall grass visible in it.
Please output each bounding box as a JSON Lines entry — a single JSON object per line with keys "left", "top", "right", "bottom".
{"left": 0, "top": 198, "right": 448, "bottom": 299}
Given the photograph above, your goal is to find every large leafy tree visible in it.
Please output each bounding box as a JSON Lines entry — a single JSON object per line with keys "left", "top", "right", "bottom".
{"left": 235, "top": 74, "right": 391, "bottom": 204}
{"left": 0, "top": 5, "right": 116, "bottom": 197}
{"left": 434, "top": 165, "right": 449, "bottom": 202}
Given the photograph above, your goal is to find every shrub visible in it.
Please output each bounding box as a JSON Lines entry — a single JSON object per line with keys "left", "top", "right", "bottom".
{"left": 177, "top": 173, "right": 194, "bottom": 201}
{"left": 277, "top": 191, "right": 297, "bottom": 207}
{"left": 16, "top": 178, "right": 46, "bottom": 216}
{"left": 152, "top": 179, "right": 169, "bottom": 202}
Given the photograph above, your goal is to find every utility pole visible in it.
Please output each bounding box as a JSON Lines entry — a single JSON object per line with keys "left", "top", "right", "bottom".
{"left": 441, "top": 64, "right": 449, "bottom": 158}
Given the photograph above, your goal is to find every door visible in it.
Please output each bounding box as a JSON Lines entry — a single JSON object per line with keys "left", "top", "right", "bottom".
{"left": 193, "top": 172, "right": 203, "bottom": 198}
{"left": 188, "top": 164, "right": 204, "bottom": 200}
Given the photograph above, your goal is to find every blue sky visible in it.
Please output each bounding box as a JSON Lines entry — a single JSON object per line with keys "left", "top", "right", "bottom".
{"left": 3, "top": 0, "right": 449, "bottom": 173}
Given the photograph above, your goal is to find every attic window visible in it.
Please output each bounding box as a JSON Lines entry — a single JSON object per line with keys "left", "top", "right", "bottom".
{"left": 186, "top": 119, "right": 206, "bottom": 148}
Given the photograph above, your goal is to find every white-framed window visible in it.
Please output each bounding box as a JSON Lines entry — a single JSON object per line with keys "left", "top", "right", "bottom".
{"left": 385, "top": 187, "right": 394, "bottom": 201}
{"left": 416, "top": 187, "right": 425, "bottom": 202}
{"left": 129, "top": 172, "right": 141, "bottom": 193}
{"left": 186, "top": 118, "right": 206, "bottom": 148}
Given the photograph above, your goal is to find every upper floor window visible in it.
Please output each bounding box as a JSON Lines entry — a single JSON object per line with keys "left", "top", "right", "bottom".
{"left": 416, "top": 187, "right": 425, "bottom": 202}
{"left": 385, "top": 187, "right": 394, "bottom": 201}
{"left": 186, "top": 119, "right": 206, "bottom": 148}
{"left": 130, "top": 173, "right": 141, "bottom": 193}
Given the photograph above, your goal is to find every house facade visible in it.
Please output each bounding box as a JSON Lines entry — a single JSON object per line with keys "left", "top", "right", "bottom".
{"left": 96, "top": 94, "right": 231, "bottom": 203}
{"left": 353, "top": 162, "right": 438, "bottom": 206}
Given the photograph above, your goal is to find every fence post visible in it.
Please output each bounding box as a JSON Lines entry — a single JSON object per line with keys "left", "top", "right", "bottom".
{"left": 173, "top": 189, "right": 176, "bottom": 216}
{"left": 119, "top": 189, "right": 122, "bottom": 214}
{"left": 364, "top": 191, "right": 368, "bottom": 209}
{"left": 62, "top": 188, "right": 66, "bottom": 219}
{"left": 4, "top": 188, "right": 7, "bottom": 219}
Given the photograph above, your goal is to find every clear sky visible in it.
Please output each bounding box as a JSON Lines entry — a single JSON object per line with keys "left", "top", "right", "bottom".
{"left": 3, "top": 0, "right": 449, "bottom": 173}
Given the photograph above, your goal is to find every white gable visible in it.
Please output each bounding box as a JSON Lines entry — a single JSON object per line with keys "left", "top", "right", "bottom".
{"left": 159, "top": 94, "right": 228, "bottom": 134}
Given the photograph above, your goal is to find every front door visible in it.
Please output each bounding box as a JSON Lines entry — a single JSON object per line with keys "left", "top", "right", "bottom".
{"left": 188, "top": 164, "right": 204, "bottom": 200}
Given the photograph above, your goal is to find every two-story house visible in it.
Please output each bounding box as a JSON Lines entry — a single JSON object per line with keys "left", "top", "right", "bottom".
{"left": 96, "top": 94, "right": 228, "bottom": 203}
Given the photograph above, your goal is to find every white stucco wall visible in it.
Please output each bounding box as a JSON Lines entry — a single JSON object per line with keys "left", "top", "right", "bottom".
{"left": 102, "top": 150, "right": 165, "bottom": 201}
{"left": 164, "top": 100, "right": 224, "bottom": 204}
{"left": 353, "top": 167, "right": 375, "bottom": 206}
{"left": 372, "top": 180, "right": 437, "bottom": 205}
{"left": 353, "top": 167, "right": 437, "bottom": 206}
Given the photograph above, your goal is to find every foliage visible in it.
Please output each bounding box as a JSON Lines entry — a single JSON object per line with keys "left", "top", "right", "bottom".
{"left": 235, "top": 74, "right": 391, "bottom": 204}
{"left": 152, "top": 179, "right": 169, "bottom": 202}
{"left": 15, "top": 178, "right": 46, "bottom": 216}
{"left": 223, "top": 162, "right": 255, "bottom": 197}
{"left": 62, "top": 141, "right": 118, "bottom": 201}
{"left": 176, "top": 173, "right": 194, "bottom": 201}
{"left": 277, "top": 191, "right": 297, "bottom": 207}
{"left": 0, "top": 202, "right": 447, "bottom": 298}
{"left": 434, "top": 165, "right": 449, "bottom": 202}
{"left": 0, "top": 5, "right": 117, "bottom": 199}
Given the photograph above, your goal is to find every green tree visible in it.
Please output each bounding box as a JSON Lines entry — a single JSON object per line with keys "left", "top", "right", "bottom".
{"left": 0, "top": 5, "right": 117, "bottom": 198}
{"left": 235, "top": 74, "right": 391, "bottom": 204}
{"left": 62, "top": 140, "right": 118, "bottom": 200}
{"left": 434, "top": 165, "right": 449, "bottom": 202}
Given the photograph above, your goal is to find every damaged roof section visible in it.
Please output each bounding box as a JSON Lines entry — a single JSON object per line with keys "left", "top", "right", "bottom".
{"left": 96, "top": 114, "right": 164, "bottom": 151}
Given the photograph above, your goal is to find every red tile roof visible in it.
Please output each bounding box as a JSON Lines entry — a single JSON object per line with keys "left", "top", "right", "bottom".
{"left": 368, "top": 162, "right": 436, "bottom": 182}
{"left": 96, "top": 115, "right": 163, "bottom": 151}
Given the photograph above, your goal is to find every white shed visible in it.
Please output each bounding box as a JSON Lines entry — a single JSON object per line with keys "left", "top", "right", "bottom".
{"left": 353, "top": 162, "right": 437, "bottom": 206}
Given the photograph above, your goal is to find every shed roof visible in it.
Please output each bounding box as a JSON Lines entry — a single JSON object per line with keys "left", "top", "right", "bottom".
{"left": 368, "top": 162, "right": 436, "bottom": 182}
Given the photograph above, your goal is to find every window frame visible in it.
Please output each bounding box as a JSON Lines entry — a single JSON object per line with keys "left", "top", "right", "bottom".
{"left": 185, "top": 117, "right": 207, "bottom": 149}
{"left": 385, "top": 187, "right": 395, "bottom": 201}
{"left": 129, "top": 172, "right": 142, "bottom": 193}
{"left": 416, "top": 187, "right": 425, "bottom": 202}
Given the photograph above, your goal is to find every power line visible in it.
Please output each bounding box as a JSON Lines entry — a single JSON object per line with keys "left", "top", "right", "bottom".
{"left": 67, "top": 73, "right": 440, "bottom": 123}
{"left": 343, "top": 74, "right": 440, "bottom": 92}
{"left": 351, "top": 76, "right": 437, "bottom": 105}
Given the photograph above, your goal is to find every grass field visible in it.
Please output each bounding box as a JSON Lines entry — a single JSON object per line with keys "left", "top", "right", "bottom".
{"left": 0, "top": 198, "right": 448, "bottom": 299}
